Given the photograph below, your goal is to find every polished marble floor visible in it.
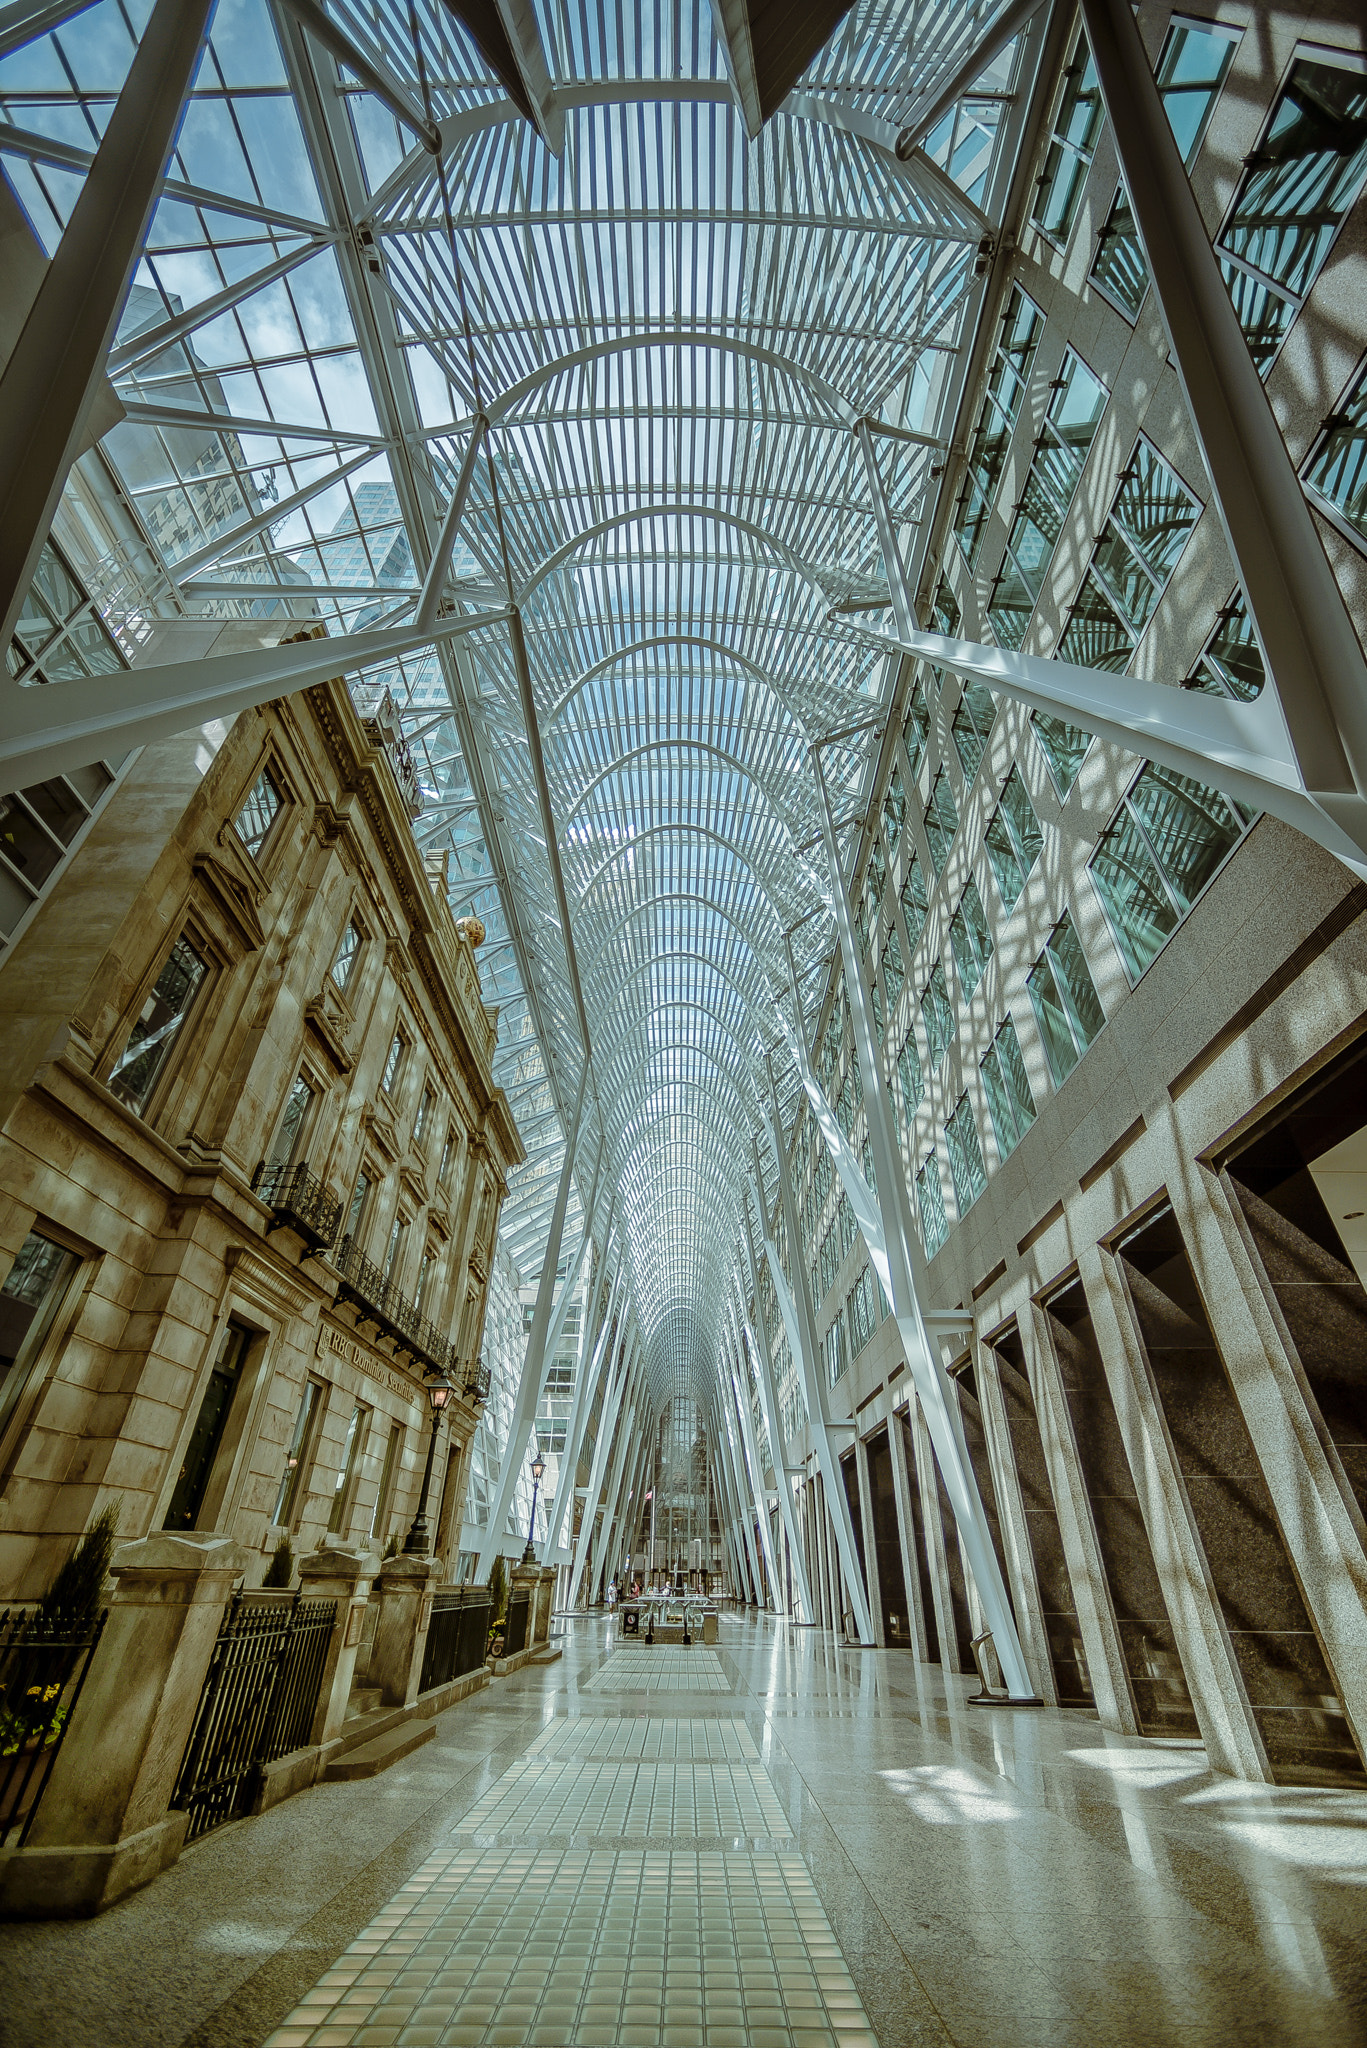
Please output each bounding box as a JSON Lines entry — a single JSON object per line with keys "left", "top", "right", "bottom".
{"left": 2, "top": 1611, "right": 1365, "bottom": 2048}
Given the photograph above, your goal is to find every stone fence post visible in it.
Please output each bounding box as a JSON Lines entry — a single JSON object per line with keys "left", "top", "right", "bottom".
{"left": 363, "top": 1554, "right": 438, "bottom": 1706}
{"left": 0, "top": 1532, "right": 248, "bottom": 1918}
{"left": 298, "top": 1546, "right": 374, "bottom": 1746}
{"left": 534, "top": 1564, "right": 556, "bottom": 1645}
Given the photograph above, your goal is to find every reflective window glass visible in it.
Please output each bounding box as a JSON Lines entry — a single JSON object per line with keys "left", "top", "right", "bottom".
{"left": 953, "top": 286, "right": 1043, "bottom": 567}
{"left": 109, "top": 934, "right": 208, "bottom": 1113}
{"left": 1090, "top": 765, "right": 1251, "bottom": 981}
{"left": 235, "top": 767, "right": 283, "bottom": 856}
{"left": 981, "top": 1018, "right": 1037, "bottom": 1159}
{"left": 946, "top": 1095, "right": 987, "bottom": 1213}
{"left": 1032, "top": 36, "right": 1103, "bottom": 245}
{"left": 923, "top": 771, "right": 959, "bottom": 877}
{"left": 0, "top": 1230, "right": 79, "bottom": 1441}
{"left": 949, "top": 878, "right": 994, "bottom": 999}
{"left": 920, "top": 960, "right": 954, "bottom": 1069}
{"left": 917, "top": 1154, "right": 949, "bottom": 1256}
{"left": 1027, "top": 914, "right": 1105, "bottom": 1085}
{"left": 1218, "top": 57, "right": 1367, "bottom": 372}
{"left": 1304, "top": 354, "right": 1367, "bottom": 544}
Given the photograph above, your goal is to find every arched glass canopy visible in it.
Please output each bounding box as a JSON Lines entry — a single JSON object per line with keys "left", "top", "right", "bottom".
{"left": 0, "top": 0, "right": 1038, "bottom": 1421}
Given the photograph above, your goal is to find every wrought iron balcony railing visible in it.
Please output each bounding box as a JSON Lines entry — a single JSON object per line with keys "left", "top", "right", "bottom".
{"left": 331, "top": 1233, "right": 453, "bottom": 1374}
{"left": 462, "top": 1358, "right": 492, "bottom": 1405}
{"left": 251, "top": 1161, "right": 342, "bottom": 1253}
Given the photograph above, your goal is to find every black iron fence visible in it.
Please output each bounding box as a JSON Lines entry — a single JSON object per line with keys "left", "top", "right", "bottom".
{"left": 0, "top": 1606, "right": 106, "bottom": 1847}
{"left": 171, "top": 1591, "right": 335, "bottom": 1841}
{"left": 419, "top": 1586, "right": 494, "bottom": 1693}
{"left": 251, "top": 1160, "right": 342, "bottom": 1252}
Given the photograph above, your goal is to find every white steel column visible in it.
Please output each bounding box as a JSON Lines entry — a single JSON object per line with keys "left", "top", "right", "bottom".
{"left": 738, "top": 1208, "right": 816, "bottom": 1623}
{"left": 569, "top": 1331, "right": 636, "bottom": 1608}
{"left": 725, "top": 1309, "right": 782, "bottom": 1612}
{"left": 811, "top": 749, "right": 1037, "bottom": 1698}
{"left": 476, "top": 1073, "right": 592, "bottom": 1577}
{"left": 545, "top": 1241, "right": 624, "bottom": 1560}
{"left": 755, "top": 1121, "right": 874, "bottom": 1644}
{"left": 592, "top": 1360, "right": 645, "bottom": 1601}
{"left": 714, "top": 1387, "right": 763, "bottom": 1605}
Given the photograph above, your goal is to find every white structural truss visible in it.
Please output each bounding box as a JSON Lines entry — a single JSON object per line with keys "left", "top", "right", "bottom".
{"left": 8, "top": 0, "right": 1357, "bottom": 1673}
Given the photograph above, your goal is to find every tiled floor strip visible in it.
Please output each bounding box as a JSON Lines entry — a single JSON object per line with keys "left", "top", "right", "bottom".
{"left": 264, "top": 1647, "right": 878, "bottom": 2048}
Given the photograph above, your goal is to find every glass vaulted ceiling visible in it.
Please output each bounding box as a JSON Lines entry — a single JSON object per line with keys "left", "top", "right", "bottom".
{"left": 0, "top": 0, "right": 1032, "bottom": 1413}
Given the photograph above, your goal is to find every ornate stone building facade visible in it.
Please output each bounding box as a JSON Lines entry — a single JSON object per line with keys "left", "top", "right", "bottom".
{"left": 0, "top": 669, "right": 521, "bottom": 1600}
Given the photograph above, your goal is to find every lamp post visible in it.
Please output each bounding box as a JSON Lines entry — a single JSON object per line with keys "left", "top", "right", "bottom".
{"left": 404, "top": 1367, "right": 452, "bottom": 1554}
{"left": 521, "top": 1451, "right": 546, "bottom": 1564}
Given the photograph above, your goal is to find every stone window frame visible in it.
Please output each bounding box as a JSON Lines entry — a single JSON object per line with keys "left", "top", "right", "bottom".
{"left": 0, "top": 1214, "right": 98, "bottom": 1489}
{"left": 229, "top": 746, "right": 294, "bottom": 874}
{"left": 381, "top": 1024, "right": 410, "bottom": 1099}
{"left": 99, "top": 911, "right": 223, "bottom": 1131}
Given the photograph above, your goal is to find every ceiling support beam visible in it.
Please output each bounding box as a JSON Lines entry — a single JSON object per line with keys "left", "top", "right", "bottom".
{"left": 896, "top": 0, "right": 1050, "bottom": 160}
{"left": 508, "top": 607, "right": 597, "bottom": 1081}
{"left": 0, "top": 0, "right": 95, "bottom": 60}
{"left": 277, "top": 0, "right": 439, "bottom": 151}
{"left": 167, "top": 446, "right": 379, "bottom": 584}
{"left": 474, "top": 1074, "right": 593, "bottom": 1578}
{"left": 0, "top": 0, "right": 213, "bottom": 654}
{"left": 116, "top": 401, "right": 391, "bottom": 447}
{"left": 849, "top": 619, "right": 1367, "bottom": 881}
{"left": 0, "top": 610, "right": 509, "bottom": 794}
{"left": 417, "top": 416, "right": 487, "bottom": 630}
{"left": 855, "top": 417, "right": 918, "bottom": 645}
{"left": 739, "top": 1202, "right": 815, "bottom": 1623}
{"left": 1079, "top": 0, "right": 1367, "bottom": 806}
{"left": 106, "top": 239, "right": 334, "bottom": 376}
{"left": 754, "top": 1119, "right": 874, "bottom": 1644}
{"left": 810, "top": 749, "right": 1037, "bottom": 1698}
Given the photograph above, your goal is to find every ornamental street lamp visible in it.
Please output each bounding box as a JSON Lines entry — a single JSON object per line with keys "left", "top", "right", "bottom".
{"left": 404, "top": 1367, "right": 452, "bottom": 1555}
{"left": 521, "top": 1451, "right": 546, "bottom": 1564}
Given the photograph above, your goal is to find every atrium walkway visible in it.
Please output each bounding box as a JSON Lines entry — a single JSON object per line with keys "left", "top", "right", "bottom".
{"left": 3, "top": 1613, "right": 1365, "bottom": 2048}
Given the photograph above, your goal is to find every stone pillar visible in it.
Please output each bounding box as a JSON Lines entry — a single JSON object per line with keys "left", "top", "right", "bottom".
{"left": 886, "top": 1403, "right": 933, "bottom": 1662}
{"left": 298, "top": 1546, "right": 374, "bottom": 1746}
{"left": 911, "top": 1397, "right": 963, "bottom": 1674}
{"left": 2, "top": 1532, "right": 248, "bottom": 1918}
{"left": 1173, "top": 1154, "right": 1367, "bottom": 1762}
{"left": 1017, "top": 1307, "right": 1138, "bottom": 1735}
{"left": 507, "top": 1564, "right": 538, "bottom": 1655}
{"left": 1080, "top": 1243, "right": 1269, "bottom": 1782}
{"left": 366, "top": 1554, "right": 439, "bottom": 1707}
{"left": 534, "top": 1564, "right": 556, "bottom": 1645}
{"left": 854, "top": 1437, "right": 885, "bottom": 1646}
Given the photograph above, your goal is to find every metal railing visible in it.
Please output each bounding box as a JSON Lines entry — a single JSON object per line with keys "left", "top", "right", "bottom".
{"left": 171, "top": 1591, "right": 335, "bottom": 1841}
{"left": 332, "top": 1233, "right": 452, "bottom": 1373}
{"left": 1, "top": 1606, "right": 106, "bottom": 1847}
{"left": 419, "top": 1586, "right": 495, "bottom": 1693}
{"left": 251, "top": 1160, "right": 342, "bottom": 1252}
{"left": 462, "top": 1358, "right": 492, "bottom": 1404}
